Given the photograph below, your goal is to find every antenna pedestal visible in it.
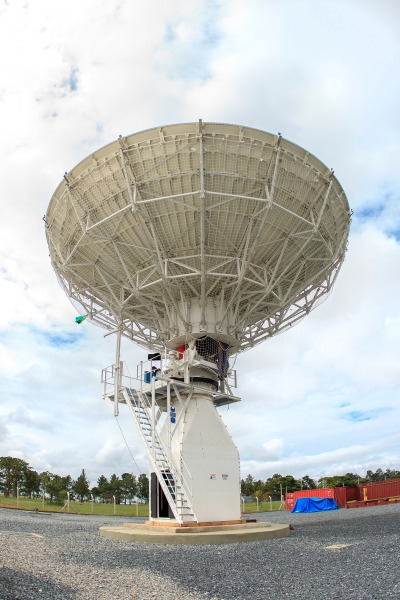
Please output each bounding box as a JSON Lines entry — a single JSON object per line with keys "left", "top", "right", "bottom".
{"left": 157, "top": 393, "right": 241, "bottom": 523}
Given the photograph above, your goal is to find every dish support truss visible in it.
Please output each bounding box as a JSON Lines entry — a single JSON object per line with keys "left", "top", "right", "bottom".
{"left": 46, "top": 122, "right": 351, "bottom": 354}
{"left": 102, "top": 349, "right": 241, "bottom": 524}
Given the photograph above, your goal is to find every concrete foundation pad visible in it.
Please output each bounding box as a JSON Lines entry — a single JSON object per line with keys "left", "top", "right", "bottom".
{"left": 99, "top": 520, "right": 291, "bottom": 545}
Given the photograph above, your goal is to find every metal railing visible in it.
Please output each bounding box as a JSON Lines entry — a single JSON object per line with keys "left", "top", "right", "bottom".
{"left": 102, "top": 361, "right": 196, "bottom": 522}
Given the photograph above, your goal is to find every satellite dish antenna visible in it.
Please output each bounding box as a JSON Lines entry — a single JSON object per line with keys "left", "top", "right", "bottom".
{"left": 46, "top": 121, "right": 350, "bottom": 524}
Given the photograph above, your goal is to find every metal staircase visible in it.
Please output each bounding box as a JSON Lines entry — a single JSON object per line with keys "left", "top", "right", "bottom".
{"left": 102, "top": 356, "right": 240, "bottom": 524}
{"left": 109, "top": 384, "right": 197, "bottom": 524}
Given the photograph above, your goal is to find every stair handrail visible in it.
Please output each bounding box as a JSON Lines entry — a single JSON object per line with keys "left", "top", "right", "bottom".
{"left": 123, "top": 387, "right": 195, "bottom": 522}
{"left": 133, "top": 388, "right": 194, "bottom": 503}
{"left": 102, "top": 361, "right": 196, "bottom": 521}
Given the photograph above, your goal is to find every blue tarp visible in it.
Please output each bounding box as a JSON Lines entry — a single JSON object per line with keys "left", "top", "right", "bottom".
{"left": 291, "top": 497, "right": 339, "bottom": 513}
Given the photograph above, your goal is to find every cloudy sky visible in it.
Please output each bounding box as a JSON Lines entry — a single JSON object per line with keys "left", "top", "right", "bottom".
{"left": 0, "top": 0, "right": 399, "bottom": 487}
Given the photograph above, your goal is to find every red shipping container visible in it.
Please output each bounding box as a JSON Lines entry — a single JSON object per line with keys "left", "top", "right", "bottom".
{"left": 356, "top": 479, "right": 400, "bottom": 502}
{"left": 285, "top": 488, "right": 335, "bottom": 511}
{"left": 286, "top": 480, "right": 400, "bottom": 511}
{"left": 345, "top": 485, "right": 358, "bottom": 502}
{"left": 333, "top": 486, "right": 347, "bottom": 508}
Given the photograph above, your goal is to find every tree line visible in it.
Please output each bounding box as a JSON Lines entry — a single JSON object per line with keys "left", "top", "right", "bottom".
{"left": 0, "top": 456, "right": 149, "bottom": 505}
{"left": 241, "top": 468, "right": 400, "bottom": 499}
{"left": 3, "top": 457, "right": 399, "bottom": 505}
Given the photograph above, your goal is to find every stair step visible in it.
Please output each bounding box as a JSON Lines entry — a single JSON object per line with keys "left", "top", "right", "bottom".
{"left": 123, "top": 387, "right": 196, "bottom": 521}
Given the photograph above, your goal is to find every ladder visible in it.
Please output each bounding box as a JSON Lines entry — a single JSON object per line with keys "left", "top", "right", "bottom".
{"left": 120, "top": 386, "right": 197, "bottom": 524}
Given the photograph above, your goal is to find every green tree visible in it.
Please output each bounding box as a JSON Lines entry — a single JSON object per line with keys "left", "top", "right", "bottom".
{"left": 23, "top": 468, "right": 41, "bottom": 498}
{"left": 21, "top": 468, "right": 40, "bottom": 498}
{"left": 265, "top": 474, "right": 282, "bottom": 495}
{"left": 137, "top": 473, "right": 149, "bottom": 502}
{"left": 74, "top": 469, "right": 90, "bottom": 502}
{"left": 280, "top": 475, "right": 301, "bottom": 493}
{"left": 39, "top": 472, "right": 67, "bottom": 504}
{"left": 365, "top": 468, "right": 395, "bottom": 482}
{"left": 120, "top": 473, "right": 137, "bottom": 504}
{"left": 300, "top": 475, "right": 316, "bottom": 490}
{"left": 385, "top": 468, "right": 400, "bottom": 480}
{"left": 366, "top": 469, "right": 385, "bottom": 482}
{"left": 109, "top": 474, "right": 121, "bottom": 503}
{"left": 0, "top": 457, "right": 29, "bottom": 496}
{"left": 47, "top": 475, "right": 66, "bottom": 504}
{"left": 319, "top": 475, "right": 341, "bottom": 488}
{"left": 50, "top": 476, "right": 67, "bottom": 505}
{"left": 266, "top": 474, "right": 301, "bottom": 495}
{"left": 254, "top": 489, "right": 268, "bottom": 502}
{"left": 342, "top": 472, "right": 363, "bottom": 486}
{"left": 241, "top": 474, "right": 255, "bottom": 496}
{"left": 253, "top": 479, "right": 267, "bottom": 495}
{"left": 320, "top": 473, "right": 363, "bottom": 488}
{"left": 40, "top": 471, "right": 52, "bottom": 498}
{"left": 97, "top": 475, "right": 110, "bottom": 503}
{"left": 369, "top": 468, "right": 384, "bottom": 482}
{"left": 61, "top": 475, "right": 74, "bottom": 494}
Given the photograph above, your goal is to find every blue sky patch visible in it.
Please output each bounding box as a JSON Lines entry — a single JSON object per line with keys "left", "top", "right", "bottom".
{"left": 357, "top": 203, "right": 385, "bottom": 220}
{"left": 388, "top": 228, "right": 400, "bottom": 241}
{"left": 22, "top": 325, "right": 82, "bottom": 348}
{"left": 344, "top": 407, "right": 392, "bottom": 423}
{"left": 345, "top": 410, "right": 372, "bottom": 422}
{"left": 60, "top": 67, "right": 79, "bottom": 94}
{"left": 41, "top": 331, "right": 81, "bottom": 347}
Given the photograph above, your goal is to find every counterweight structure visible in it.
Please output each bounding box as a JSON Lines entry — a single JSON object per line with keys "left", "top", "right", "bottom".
{"left": 46, "top": 122, "right": 350, "bottom": 523}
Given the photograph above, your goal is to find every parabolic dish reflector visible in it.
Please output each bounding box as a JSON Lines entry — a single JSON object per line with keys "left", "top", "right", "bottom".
{"left": 46, "top": 122, "right": 351, "bottom": 352}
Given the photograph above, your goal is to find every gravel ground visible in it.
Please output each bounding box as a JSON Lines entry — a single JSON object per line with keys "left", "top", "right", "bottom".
{"left": 0, "top": 503, "right": 399, "bottom": 599}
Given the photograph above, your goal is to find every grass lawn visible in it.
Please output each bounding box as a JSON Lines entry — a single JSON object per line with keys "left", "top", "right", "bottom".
{"left": 0, "top": 495, "right": 284, "bottom": 516}
{"left": 0, "top": 495, "right": 149, "bottom": 516}
{"left": 243, "top": 500, "right": 284, "bottom": 513}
